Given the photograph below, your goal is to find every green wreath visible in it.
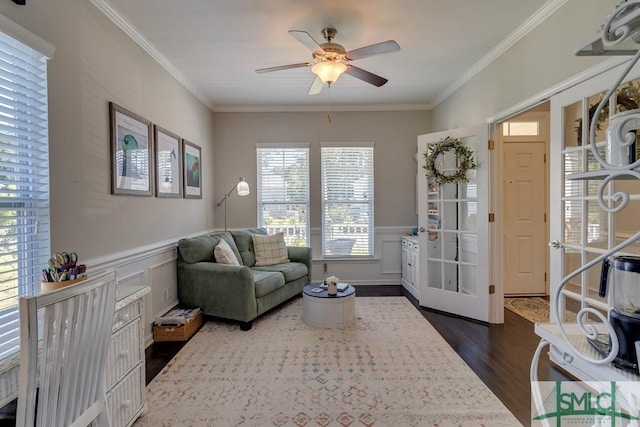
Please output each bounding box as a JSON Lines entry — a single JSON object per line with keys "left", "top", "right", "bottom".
{"left": 423, "top": 136, "right": 477, "bottom": 186}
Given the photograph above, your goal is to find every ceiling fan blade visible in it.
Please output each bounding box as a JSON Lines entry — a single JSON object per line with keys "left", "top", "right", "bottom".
{"left": 289, "top": 30, "right": 326, "bottom": 54}
{"left": 255, "top": 62, "right": 312, "bottom": 74}
{"left": 345, "top": 65, "right": 388, "bottom": 87}
{"left": 308, "top": 76, "right": 324, "bottom": 96}
{"left": 345, "top": 40, "right": 400, "bottom": 61}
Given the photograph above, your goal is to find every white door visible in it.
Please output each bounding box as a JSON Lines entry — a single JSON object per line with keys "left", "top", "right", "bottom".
{"left": 503, "top": 141, "right": 547, "bottom": 295}
{"left": 549, "top": 62, "right": 640, "bottom": 322}
{"left": 417, "top": 124, "right": 490, "bottom": 322}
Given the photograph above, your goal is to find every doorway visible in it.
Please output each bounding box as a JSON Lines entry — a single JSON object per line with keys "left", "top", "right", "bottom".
{"left": 497, "top": 106, "right": 550, "bottom": 303}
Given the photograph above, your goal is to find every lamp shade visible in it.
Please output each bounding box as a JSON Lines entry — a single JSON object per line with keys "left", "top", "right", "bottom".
{"left": 236, "top": 177, "right": 250, "bottom": 196}
{"left": 311, "top": 61, "right": 347, "bottom": 84}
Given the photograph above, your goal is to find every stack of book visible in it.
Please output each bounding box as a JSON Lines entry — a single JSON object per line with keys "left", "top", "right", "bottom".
{"left": 153, "top": 307, "right": 203, "bottom": 342}
{"left": 319, "top": 283, "right": 350, "bottom": 292}
{"left": 154, "top": 307, "right": 201, "bottom": 326}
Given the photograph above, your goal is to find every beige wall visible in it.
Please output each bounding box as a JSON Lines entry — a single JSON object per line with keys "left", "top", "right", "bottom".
{"left": 212, "top": 110, "right": 431, "bottom": 230}
{"left": 0, "top": 0, "right": 216, "bottom": 259}
{"left": 0, "top": 0, "right": 623, "bottom": 295}
{"left": 0, "top": 0, "right": 627, "bottom": 338}
{"left": 431, "top": 0, "right": 618, "bottom": 130}
{"left": 1, "top": 0, "right": 615, "bottom": 261}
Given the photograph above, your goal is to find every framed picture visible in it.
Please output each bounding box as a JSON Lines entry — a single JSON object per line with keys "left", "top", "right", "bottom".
{"left": 182, "top": 140, "right": 202, "bottom": 199}
{"left": 109, "top": 102, "right": 154, "bottom": 196}
{"left": 154, "top": 125, "right": 183, "bottom": 198}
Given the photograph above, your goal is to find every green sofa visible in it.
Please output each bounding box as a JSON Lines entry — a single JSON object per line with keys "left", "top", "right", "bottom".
{"left": 176, "top": 228, "right": 311, "bottom": 330}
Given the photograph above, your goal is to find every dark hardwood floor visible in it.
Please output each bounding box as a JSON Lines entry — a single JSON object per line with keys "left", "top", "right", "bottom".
{"left": 145, "top": 285, "right": 571, "bottom": 427}
{"left": 408, "top": 294, "right": 571, "bottom": 427}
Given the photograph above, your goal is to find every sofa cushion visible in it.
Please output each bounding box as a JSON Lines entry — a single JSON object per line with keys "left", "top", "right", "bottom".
{"left": 252, "top": 270, "right": 285, "bottom": 298}
{"left": 252, "top": 262, "right": 308, "bottom": 282}
{"left": 178, "top": 235, "right": 216, "bottom": 263}
{"left": 230, "top": 228, "right": 268, "bottom": 266}
{"left": 214, "top": 239, "right": 240, "bottom": 265}
{"left": 252, "top": 232, "right": 290, "bottom": 266}
{"left": 178, "top": 232, "right": 240, "bottom": 264}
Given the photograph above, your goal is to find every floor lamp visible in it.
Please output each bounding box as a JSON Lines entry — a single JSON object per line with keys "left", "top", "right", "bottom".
{"left": 217, "top": 177, "right": 250, "bottom": 231}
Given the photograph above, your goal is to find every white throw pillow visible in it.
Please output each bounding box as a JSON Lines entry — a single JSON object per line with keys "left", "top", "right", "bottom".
{"left": 252, "top": 232, "right": 290, "bottom": 266}
{"left": 214, "top": 239, "right": 240, "bottom": 265}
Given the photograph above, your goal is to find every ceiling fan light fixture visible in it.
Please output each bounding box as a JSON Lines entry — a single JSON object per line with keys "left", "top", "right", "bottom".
{"left": 311, "top": 61, "right": 347, "bottom": 84}
{"left": 257, "top": 27, "right": 399, "bottom": 92}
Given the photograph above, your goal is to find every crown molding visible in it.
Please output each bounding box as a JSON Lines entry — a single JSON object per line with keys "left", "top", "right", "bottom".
{"left": 212, "top": 103, "right": 431, "bottom": 113}
{"left": 89, "top": 0, "right": 429, "bottom": 114}
{"left": 89, "top": 0, "right": 214, "bottom": 110}
{"left": 429, "top": 0, "right": 569, "bottom": 109}
{"left": 91, "top": 0, "right": 566, "bottom": 114}
{"left": 485, "top": 56, "right": 629, "bottom": 123}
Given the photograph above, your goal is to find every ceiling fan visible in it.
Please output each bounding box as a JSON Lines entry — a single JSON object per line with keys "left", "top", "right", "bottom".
{"left": 256, "top": 28, "right": 400, "bottom": 95}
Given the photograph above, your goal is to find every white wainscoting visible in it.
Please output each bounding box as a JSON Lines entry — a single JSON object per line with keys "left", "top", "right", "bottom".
{"left": 84, "top": 226, "right": 410, "bottom": 347}
{"left": 309, "top": 227, "right": 406, "bottom": 286}
{"left": 85, "top": 233, "right": 201, "bottom": 348}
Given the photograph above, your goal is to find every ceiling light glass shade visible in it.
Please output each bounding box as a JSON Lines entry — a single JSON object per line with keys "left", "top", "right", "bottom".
{"left": 236, "top": 177, "right": 250, "bottom": 196}
{"left": 312, "top": 61, "right": 347, "bottom": 84}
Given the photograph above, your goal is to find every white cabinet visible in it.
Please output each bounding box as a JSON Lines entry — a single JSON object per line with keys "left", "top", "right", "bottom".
{"left": 107, "top": 286, "right": 150, "bottom": 427}
{"left": 401, "top": 236, "right": 419, "bottom": 299}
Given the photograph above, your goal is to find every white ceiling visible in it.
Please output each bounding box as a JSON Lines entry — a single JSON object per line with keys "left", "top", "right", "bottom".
{"left": 98, "top": 0, "right": 554, "bottom": 112}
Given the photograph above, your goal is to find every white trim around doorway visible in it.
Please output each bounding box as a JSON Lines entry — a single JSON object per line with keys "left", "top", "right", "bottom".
{"left": 486, "top": 56, "right": 631, "bottom": 323}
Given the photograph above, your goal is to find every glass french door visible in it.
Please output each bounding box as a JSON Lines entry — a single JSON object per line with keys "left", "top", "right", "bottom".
{"left": 417, "top": 124, "right": 490, "bottom": 322}
{"left": 549, "top": 63, "right": 640, "bottom": 322}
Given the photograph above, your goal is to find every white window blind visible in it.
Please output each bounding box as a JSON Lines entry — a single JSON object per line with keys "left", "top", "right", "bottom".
{"left": 0, "top": 31, "right": 50, "bottom": 361}
{"left": 256, "top": 144, "right": 309, "bottom": 246}
{"left": 321, "top": 145, "right": 374, "bottom": 257}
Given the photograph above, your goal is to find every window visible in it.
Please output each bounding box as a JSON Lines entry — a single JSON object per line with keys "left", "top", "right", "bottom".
{"left": 502, "top": 120, "right": 540, "bottom": 136}
{"left": 256, "top": 144, "right": 309, "bottom": 246}
{"left": 0, "top": 30, "right": 50, "bottom": 360}
{"left": 321, "top": 144, "right": 374, "bottom": 257}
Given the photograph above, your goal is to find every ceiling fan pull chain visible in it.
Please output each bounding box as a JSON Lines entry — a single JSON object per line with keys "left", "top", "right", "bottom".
{"left": 326, "top": 84, "right": 332, "bottom": 124}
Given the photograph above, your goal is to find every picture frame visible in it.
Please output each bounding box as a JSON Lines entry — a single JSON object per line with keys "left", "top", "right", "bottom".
{"left": 109, "top": 102, "right": 154, "bottom": 196}
{"left": 154, "top": 125, "right": 183, "bottom": 198}
{"left": 182, "top": 140, "right": 202, "bottom": 199}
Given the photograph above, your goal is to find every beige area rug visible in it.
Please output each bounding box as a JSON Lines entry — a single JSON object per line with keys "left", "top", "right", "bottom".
{"left": 134, "top": 297, "right": 521, "bottom": 427}
{"left": 504, "top": 297, "right": 550, "bottom": 324}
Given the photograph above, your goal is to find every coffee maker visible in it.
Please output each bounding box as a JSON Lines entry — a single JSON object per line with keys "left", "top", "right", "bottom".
{"left": 591, "top": 255, "right": 640, "bottom": 373}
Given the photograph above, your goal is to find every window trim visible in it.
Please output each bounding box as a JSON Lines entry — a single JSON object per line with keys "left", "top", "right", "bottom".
{"left": 0, "top": 13, "right": 55, "bottom": 59}
{"left": 0, "top": 27, "right": 51, "bottom": 368}
{"left": 320, "top": 143, "right": 375, "bottom": 258}
{"left": 256, "top": 143, "right": 310, "bottom": 246}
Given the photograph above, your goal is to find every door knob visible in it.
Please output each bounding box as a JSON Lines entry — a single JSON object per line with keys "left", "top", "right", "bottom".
{"left": 419, "top": 226, "right": 426, "bottom": 233}
{"left": 549, "top": 240, "right": 562, "bottom": 249}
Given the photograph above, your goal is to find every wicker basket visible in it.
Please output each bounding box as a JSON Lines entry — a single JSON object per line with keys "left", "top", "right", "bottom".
{"left": 41, "top": 276, "right": 87, "bottom": 293}
{"left": 153, "top": 312, "right": 203, "bottom": 342}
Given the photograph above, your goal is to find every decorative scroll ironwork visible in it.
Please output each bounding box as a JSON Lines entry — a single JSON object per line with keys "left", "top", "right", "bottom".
{"left": 552, "top": 0, "right": 640, "bottom": 367}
